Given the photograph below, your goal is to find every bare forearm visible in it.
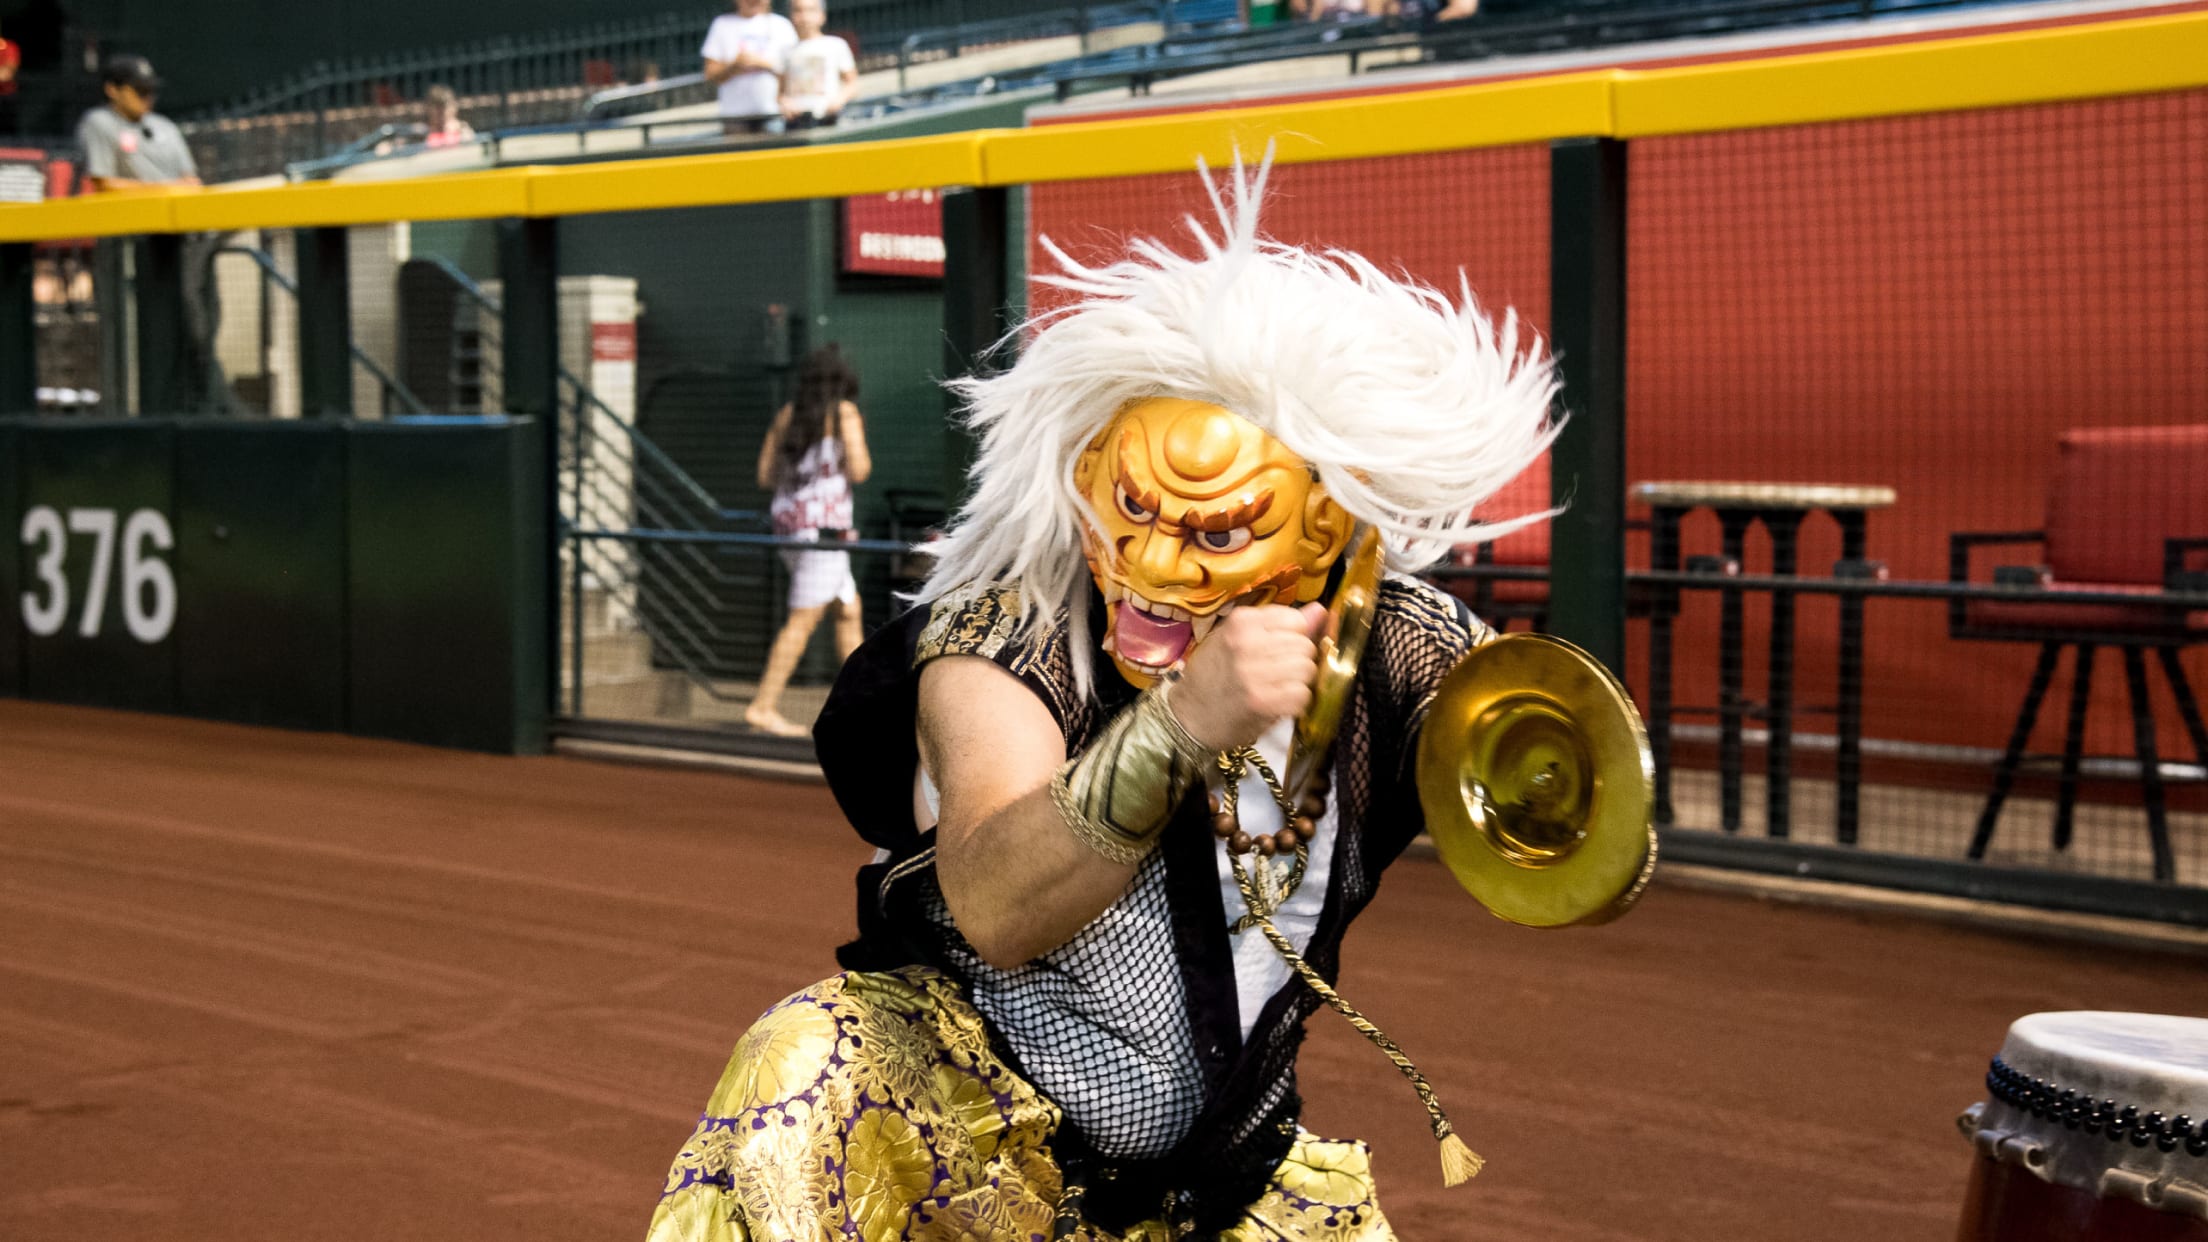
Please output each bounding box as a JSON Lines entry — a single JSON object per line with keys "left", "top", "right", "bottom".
{"left": 756, "top": 409, "right": 786, "bottom": 491}
{"left": 922, "top": 656, "right": 1197, "bottom": 967}
{"left": 936, "top": 782, "right": 1138, "bottom": 966}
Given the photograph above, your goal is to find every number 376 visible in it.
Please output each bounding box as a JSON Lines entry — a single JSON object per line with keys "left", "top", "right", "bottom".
{"left": 19, "top": 505, "right": 177, "bottom": 644}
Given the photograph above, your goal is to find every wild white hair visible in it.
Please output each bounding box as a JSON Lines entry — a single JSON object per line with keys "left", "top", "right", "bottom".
{"left": 924, "top": 153, "right": 1560, "bottom": 691}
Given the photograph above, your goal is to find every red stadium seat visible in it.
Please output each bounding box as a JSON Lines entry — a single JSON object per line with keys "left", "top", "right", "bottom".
{"left": 1949, "top": 425, "right": 2208, "bottom": 880}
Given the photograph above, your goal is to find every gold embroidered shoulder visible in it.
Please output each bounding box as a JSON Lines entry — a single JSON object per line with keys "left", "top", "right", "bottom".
{"left": 913, "top": 584, "right": 1094, "bottom": 747}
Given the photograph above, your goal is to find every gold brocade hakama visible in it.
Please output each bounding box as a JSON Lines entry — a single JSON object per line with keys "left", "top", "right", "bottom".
{"left": 648, "top": 967, "right": 1395, "bottom": 1242}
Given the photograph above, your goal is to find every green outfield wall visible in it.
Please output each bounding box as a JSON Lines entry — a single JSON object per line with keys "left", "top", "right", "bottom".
{"left": 0, "top": 416, "right": 550, "bottom": 753}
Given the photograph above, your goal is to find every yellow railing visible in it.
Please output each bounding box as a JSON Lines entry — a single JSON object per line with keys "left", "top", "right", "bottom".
{"left": 7, "top": 5, "right": 2205, "bottom": 241}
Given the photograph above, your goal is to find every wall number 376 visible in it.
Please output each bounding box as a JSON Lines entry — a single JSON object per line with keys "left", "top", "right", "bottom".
{"left": 19, "top": 505, "right": 177, "bottom": 644}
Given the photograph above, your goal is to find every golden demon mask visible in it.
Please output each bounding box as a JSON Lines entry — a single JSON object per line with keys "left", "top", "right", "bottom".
{"left": 1073, "top": 397, "right": 1356, "bottom": 687}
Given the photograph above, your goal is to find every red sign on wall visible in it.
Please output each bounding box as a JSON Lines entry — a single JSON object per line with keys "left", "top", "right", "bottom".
{"left": 590, "top": 321, "right": 637, "bottom": 364}
{"left": 843, "top": 189, "right": 945, "bottom": 279}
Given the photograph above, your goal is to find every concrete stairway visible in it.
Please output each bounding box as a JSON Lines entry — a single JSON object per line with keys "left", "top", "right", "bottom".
{"left": 558, "top": 587, "right": 695, "bottom": 722}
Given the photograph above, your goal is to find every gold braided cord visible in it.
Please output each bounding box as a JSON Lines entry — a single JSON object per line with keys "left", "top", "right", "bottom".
{"left": 1215, "top": 747, "right": 1308, "bottom": 929}
{"left": 1227, "top": 853, "right": 1484, "bottom": 1187}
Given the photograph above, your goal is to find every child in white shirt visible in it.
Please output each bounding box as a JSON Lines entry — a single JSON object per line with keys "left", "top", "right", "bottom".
{"left": 780, "top": 0, "right": 858, "bottom": 129}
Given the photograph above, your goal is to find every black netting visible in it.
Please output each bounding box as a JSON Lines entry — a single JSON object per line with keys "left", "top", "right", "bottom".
{"left": 917, "top": 858, "right": 1202, "bottom": 1159}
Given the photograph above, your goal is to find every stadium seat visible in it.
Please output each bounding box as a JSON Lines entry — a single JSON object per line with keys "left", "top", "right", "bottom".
{"left": 1949, "top": 425, "right": 2208, "bottom": 880}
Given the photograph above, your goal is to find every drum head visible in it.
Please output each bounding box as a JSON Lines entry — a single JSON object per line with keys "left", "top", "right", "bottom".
{"left": 1963, "top": 1011, "right": 2208, "bottom": 1215}
{"left": 2001, "top": 1012, "right": 2208, "bottom": 1120}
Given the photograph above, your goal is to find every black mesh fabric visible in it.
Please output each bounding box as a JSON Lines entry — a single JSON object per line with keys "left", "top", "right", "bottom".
{"left": 913, "top": 856, "right": 1203, "bottom": 1158}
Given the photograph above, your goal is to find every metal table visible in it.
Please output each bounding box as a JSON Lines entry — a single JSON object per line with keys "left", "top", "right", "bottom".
{"left": 1635, "top": 482, "right": 1898, "bottom": 842}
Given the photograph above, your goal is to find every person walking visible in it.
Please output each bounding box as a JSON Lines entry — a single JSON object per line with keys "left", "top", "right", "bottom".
{"left": 746, "top": 343, "right": 869, "bottom": 737}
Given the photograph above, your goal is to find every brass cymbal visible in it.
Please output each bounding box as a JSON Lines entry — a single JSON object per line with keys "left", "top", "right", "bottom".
{"left": 1417, "top": 633, "right": 1657, "bottom": 928}
{"left": 1287, "top": 526, "right": 1385, "bottom": 803}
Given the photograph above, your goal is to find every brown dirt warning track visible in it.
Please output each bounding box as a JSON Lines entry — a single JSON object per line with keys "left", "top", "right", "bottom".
{"left": 1, "top": 700, "right": 2201, "bottom": 1242}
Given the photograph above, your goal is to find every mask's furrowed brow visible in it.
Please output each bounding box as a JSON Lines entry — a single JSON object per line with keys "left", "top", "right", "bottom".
{"left": 1113, "top": 435, "right": 1162, "bottom": 512}
{"left": 1183, "top": 491, "right": 1275, "bottom": 533}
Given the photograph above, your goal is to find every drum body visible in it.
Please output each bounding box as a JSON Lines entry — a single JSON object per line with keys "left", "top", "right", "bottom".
{"left": 1955, "top": 1011, "right": 2208, "bottom": 1242}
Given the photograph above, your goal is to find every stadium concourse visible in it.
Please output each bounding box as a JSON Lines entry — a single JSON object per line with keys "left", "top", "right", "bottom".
{"left": 0, "top": 697, "right": 2200, "bottom": 1241}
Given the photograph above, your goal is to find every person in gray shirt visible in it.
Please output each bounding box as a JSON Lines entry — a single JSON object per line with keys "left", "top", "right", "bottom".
{"left": 78, "top": 53, "right": 227, "bottom": 412}
{"left": 76, "top": 55, "right": 199, "bottom": 190}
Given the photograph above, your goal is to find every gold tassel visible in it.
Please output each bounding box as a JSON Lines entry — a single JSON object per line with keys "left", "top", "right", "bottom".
{"left": 1228, "top": 852, "right": 1485, "bottom": 1191}
{"left": 1438, "top": 1130, "right": 1484, "bottom": 1187}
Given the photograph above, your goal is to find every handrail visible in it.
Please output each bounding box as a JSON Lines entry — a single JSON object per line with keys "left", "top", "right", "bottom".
{"left": 194, "top": 10, "right": 717, "bottom": 121}
{"left": 559, "top": 420, "right": 741, "bottom": 606}
{"left": 424, "top": 253, "right": 747, "bottom": 534}
{"left": 573, "top": 526, "right": 918, "bottom": 555}
{"left": 561, "top": 372, "right": 744, "bottom": 522}
{"left": 579, "top": 72, "right": 712, "bottom": 121}
{"left": 284, "top": 122, "right": 444, "bottom": 182}
{"left": 215, "top": 245, "right": 432, "bottom": 416}
{"left": 24, "top": 6, "right": 2208, "bottom": 242}
{"left": 567, "top": 536, "right": 731, "bottom": 681}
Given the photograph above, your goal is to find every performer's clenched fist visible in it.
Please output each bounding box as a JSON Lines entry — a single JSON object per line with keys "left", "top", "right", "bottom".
{"left": 1169, "top": 602, "right": 1327, "bottom": 751}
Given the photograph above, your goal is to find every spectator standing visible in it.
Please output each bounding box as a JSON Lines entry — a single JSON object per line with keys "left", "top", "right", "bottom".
{"left": 76, "top": 55, "right": 198, "bottom": 190}
{"left": 421, "top": 85, "right": 476, "bottom": 148}
{"left": 747, "top": 344, "right": 870, "bottom": 738}
{"left": 779, "top": 0, "right": 856, "bottom": 130}
{"left": 702, "top": 0, "right": 797, "bottom": 136}
{"left": 76, "top": 55, "right": 227, "bottom": 414}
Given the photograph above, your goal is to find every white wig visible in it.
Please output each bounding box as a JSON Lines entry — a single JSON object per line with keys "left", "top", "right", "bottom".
{"left": 924, "top": 153, "right": 1560, "bottom": 690}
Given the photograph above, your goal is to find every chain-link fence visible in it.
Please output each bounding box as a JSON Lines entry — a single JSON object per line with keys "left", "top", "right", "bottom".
{"left": 11, "top": 8, "right": 2204, "bottom": 917}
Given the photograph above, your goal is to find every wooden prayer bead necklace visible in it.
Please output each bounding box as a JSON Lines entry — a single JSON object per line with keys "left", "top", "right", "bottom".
{"left": 1208, "top": 745, "right": 1328, "bottom": 857}
{"left": 1210, "top": 745, "right": 1320, "bottom": 925}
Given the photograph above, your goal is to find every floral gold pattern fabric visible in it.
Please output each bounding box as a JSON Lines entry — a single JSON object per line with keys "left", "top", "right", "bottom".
{"left": 647, "top": 967, "right": 1396, "bottom": 1242}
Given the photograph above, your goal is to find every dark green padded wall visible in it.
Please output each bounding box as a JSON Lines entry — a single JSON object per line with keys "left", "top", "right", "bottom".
{"left": 18, "top": 421, "right": 177, "bottom": 711}
{"left": 347, "top": 418, "right": 549, "bottom": 753}
{"left": 172, "top": 423, "right": 348, "bottom": 731}
{"left": 3, "top": 418, "right": 547, "bottom": 751}
{"left": 0, "top": 422, "right": 19, "bottom": 695}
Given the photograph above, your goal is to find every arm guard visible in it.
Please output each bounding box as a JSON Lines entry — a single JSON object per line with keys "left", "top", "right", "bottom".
{"left": 1048, "top": 682, "right": 1213, "bottom": 865}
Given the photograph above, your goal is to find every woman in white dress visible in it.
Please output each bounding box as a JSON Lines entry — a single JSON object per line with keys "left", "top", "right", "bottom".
{"left": 746, "top": 344, "right": 870, "bottom": 737}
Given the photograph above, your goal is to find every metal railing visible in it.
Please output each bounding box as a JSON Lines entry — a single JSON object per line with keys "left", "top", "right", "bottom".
{"left": 415, "top": 255, "right": 809, "bottom": 716}
{"left": 574, "top": 1, "right": 1170, "bottom": 121}
{"left": 182, "top": 0, "right": 1187, "bottom": 181}
{"left": 190, "top": 0, "right": 2009, "bottom": 184}
{"left": 211, "top": 244, "right": 430, "bottom": 417}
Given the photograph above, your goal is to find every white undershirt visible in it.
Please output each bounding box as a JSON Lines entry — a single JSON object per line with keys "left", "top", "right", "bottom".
{"left": 1214, "top": 717, "right": 1334, "bottom": 1039}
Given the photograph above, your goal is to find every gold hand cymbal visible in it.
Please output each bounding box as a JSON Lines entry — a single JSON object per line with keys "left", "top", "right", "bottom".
{"left": 1286, "top": 526, "right": 1384, "bottom": 804}
{"left": 1418, "top": 633, "right": 1657, "bottom": 928}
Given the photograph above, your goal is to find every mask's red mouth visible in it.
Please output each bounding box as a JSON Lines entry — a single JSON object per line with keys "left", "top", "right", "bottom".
{"left": 1107, "top": 602, "right": 1193, "bottom": 673}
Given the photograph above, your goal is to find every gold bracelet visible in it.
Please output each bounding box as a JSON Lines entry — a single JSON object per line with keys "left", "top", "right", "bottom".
{"left": 1049, "top": 767, "right": 1155, "bottom": 866}
{"left": 1050, "top": 686, "right": 1214, "bottom": 866}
